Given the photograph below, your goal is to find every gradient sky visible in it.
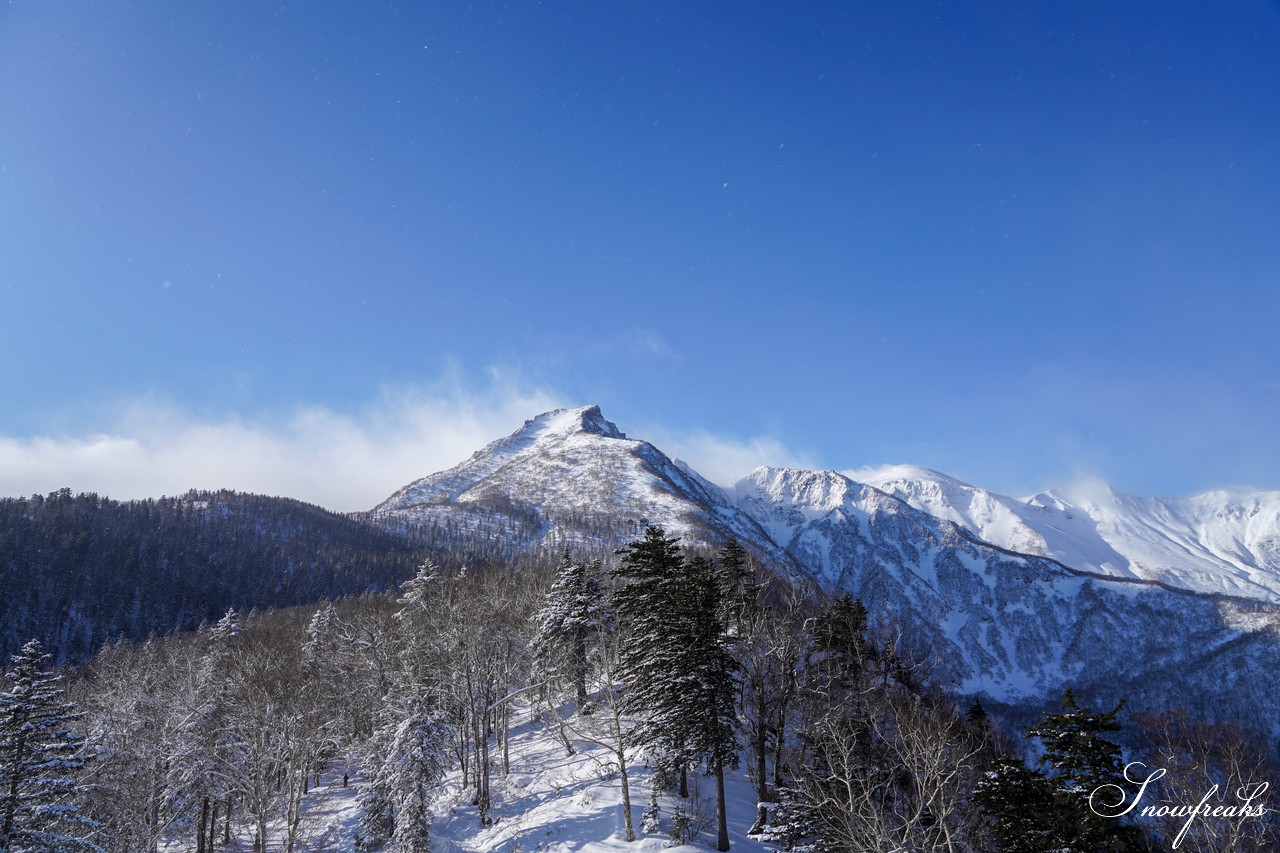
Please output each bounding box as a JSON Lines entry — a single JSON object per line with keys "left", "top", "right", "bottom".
{"left": 3, "top": 0, "right": 1279, "bottom": 510}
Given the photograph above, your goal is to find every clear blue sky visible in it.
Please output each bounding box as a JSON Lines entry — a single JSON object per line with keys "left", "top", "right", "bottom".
{"left": 3, "top": 0, "right": 1279, "bottom": 508}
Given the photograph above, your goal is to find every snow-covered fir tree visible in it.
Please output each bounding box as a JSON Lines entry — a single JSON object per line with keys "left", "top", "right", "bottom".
{"left": 1024, "top": 689, "right": 1144, "bottom": 852}
{"left": 0, "top": 640, "right": 103, "bottom": 853}
{"left": 360, "top": 705, "right": 451, "bottom": 853}
{"left": 529, "top": 551, "right": 607, "bottom": 707}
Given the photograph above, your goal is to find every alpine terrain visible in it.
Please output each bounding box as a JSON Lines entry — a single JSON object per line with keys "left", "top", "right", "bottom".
{"left": 372, "top": 405, "right": 1280, "bottom": 730}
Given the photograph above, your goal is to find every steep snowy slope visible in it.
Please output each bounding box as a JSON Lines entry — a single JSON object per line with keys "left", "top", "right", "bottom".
{"left": 371, "top": 405, "right": 786, "bottom": 561}
{"left": 730, "top": 467, "right": 1280, "bottom": 723}
{"left": 859, "top": 465, "right": 1280, "bottom": 602}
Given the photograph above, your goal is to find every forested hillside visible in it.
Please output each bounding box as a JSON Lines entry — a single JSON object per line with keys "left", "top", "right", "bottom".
{"left": 10, "top": 529, "right": 1271, "bottom": 853}
{"left": 0, "top": 488, "right": 422, "bottom": 662}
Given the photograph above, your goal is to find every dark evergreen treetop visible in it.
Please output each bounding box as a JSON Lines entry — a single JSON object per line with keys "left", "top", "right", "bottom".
{"left": 809, "top": 591, "right": 871, "bottom": 693}
{"left": 1022, "top": 688, "right": 1144, "bottom": 853}
{"left": 1026, "top": 688, "right": 1127, "bottom": 795}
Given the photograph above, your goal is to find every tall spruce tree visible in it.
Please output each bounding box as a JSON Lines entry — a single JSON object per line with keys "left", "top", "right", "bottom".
{"left": 613, "top": 527, "right": 689, "bottom": 777}
{"left": 613, "top": 529, "right": 738, "bottom": 851}
{"left": 360, "top": 706, "right": 451, "bottom": 853}
{"left": 0, "top": 640, "right": 103, "bottom": 853}
{"left": 680, "top": 555, "right": 739, "bottom": 852}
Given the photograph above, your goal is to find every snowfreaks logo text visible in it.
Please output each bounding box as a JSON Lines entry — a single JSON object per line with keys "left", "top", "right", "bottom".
{"left": 1089, "top": 762, "right": 1270, "bottom": 849}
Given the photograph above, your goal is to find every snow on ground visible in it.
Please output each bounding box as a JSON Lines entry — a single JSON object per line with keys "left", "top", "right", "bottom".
{"left": 159, "top": 767, "right": 364, "bottom": 852}
{"left": 431, "top": 705, "right": 776, "bottom": 853}
{"left": 167, "top": 706, "right": 777, "bottom": 853}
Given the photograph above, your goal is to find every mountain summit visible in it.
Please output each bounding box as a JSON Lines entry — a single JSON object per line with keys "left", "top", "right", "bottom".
{"left": 372, "top": 405, "right": 783, "bottom": 557}
{"left": 375, "top": 405, "right": 628, "bottom": 511}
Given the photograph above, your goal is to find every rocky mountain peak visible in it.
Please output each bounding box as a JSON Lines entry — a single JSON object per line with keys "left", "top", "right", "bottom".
{"left": 515, "top": 404, "right": 627, "bottom": 442}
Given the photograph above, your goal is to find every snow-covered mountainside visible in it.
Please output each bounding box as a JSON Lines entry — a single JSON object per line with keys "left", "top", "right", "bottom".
{"left": 371, "top": 406, "right": 1280, "bottom": 729}
{"left": 859, "top": 465, "right": 1280, "bottom": 603}
{"left": 371, "top": 405, "right": 787, "bottom": 562}
{"left": 730, "top": 467, "right": 1280, "bottom": 725}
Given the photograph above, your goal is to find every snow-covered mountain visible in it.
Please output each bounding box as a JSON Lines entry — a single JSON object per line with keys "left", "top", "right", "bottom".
{"left": 858, "top": 464, "right": 1280, "bottom": 603}
{"left": 371, "top": 406, "right": 1280, "bottom": 729}
{"left": 729, "top": 466, "right": 1280, "bottom": 720}
{"left": 371, "top": 405, "right": 788, "bottom": 562}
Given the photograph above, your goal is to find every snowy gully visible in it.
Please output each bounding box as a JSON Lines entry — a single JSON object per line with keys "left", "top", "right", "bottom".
{"left": 1089, "top": 762, "right": 1270, "bottom": 848}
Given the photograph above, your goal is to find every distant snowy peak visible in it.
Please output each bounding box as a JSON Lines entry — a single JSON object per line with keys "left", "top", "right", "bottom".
{"left": 860, "top": 467, "right": 1280, "bottom": 602}
{"left": 733, "top": 466, "right": 908, "bottom": 523}
{"left": 856, "top": 464, "right": 1080, "bottom": 563}
{"left": 371, "top": 405, "right": 785, "bottom": 557}
{"left": 374, "top": 405, "right": 632, "bottom": 512}
{"left": 372, "top": 406, "right": 1280, "bottom": 602}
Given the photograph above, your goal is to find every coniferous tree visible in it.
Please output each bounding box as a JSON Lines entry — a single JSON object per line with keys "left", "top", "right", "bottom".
{"left": 530, "top": 551, "right": 606, "bottom": 707}
{"left": 360, "top": 706, "right": 451, "bottom": 853}
{"left": 612, "top": 526, "right": 687, "bottom": 771}
{"left": 681, "top": 555, "right": 740, "bottom": 852}
{"left": 974, "top": 757, "right": 1063, "bottom": 853}
{"left": 809, "top": 591, "right": 871, "bottom": 693}
{"left": 0, "top": 640, "right": 103, "bottom": 853}
{"left": 715, "top": 540, "right": 756, "bottom": 634}
{"left": 613, "top": 529, "right": 738, "bottom": 850}
{"left": 1023, "top": 689, "right": 1144, "bottom": 853}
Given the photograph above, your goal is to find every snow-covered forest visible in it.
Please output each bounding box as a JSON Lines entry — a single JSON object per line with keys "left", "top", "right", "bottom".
{"left": 4, "top": 527, "right": 1278, "bottom": 852}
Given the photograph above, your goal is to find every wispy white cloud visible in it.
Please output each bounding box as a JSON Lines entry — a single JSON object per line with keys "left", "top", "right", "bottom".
{"left": 0, "top": 375, "right": 562, "bottom": 512}
{"left": 0, "top": 370, "right": 819, "bottom": 510}
{"left": 644, "top": 427, "right": 816, "bottom": 487}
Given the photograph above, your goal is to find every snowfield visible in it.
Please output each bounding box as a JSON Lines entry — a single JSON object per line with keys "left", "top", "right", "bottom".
{"left": 166, "top": 704, "right": 779, "bottom": 853}
{"left": 429, "top": 705, "right": 774, "bottom": 853}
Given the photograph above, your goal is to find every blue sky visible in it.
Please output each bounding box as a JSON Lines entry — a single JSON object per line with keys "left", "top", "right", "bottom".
{"left": 2, "top": 0, "right": 1278, "bottom": 510}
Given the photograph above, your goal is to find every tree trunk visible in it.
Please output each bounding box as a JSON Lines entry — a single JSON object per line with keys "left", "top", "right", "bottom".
{"left": 617, "top": 746, "right": 635, "bottom": 841}
{"left": 502, "top": 702, "right": 511, "bottom": 776}
{"left": 196, "top": 797, "right": 209, "bottom": 853}
{"left": 772, "top": 692, "right": 790, "bottom": 792}
{"left": 479, "top": 705, "right": 491, "bottom": 825}
{"left": 223, "top": 792, "right": 233, "bottom": 845}
{"left": 749, "top": 687, "right": 770, "bottom": 835}
{"left": 716, "top": 760, "right": 730, "bottom": 851}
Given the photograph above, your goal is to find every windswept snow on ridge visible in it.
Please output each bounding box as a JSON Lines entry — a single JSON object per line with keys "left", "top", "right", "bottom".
{"left": 857, "top": 465, "right": 1280, "bottom": 603}
{"left": 371, "top": 405, "right": 787, "bottom": 559}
